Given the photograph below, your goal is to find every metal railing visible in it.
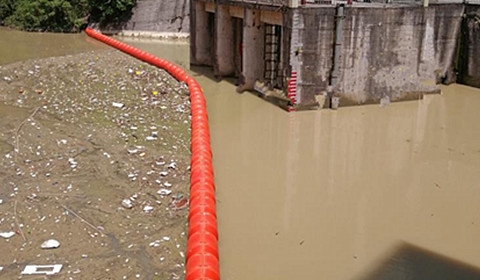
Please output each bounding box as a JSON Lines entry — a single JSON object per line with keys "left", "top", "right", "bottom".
{"left": 218, "top": 0, "right": 478, "bottom": 6}
{"left": 217, "top": 0, "right": 287, "bottom": 7}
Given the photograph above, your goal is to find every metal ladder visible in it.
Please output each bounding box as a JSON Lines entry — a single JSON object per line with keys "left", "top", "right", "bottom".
{"left": 264, "top": 25, "right": 281, "bottom": 88}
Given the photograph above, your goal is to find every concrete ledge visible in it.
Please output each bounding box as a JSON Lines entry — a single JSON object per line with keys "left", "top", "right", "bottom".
{"left": 100, "top": 30, "right": 190, "bottom": 41}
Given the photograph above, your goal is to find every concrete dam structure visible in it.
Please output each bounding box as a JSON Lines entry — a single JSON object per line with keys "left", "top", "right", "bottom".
{"left": 190, "top": 0, "right": 480, "bottom": 110}
{"left": 459, "top": 4, "right": 480, "bottom": 88}
{"left": 124, "top": 0, "right": 190, "bottom": 33}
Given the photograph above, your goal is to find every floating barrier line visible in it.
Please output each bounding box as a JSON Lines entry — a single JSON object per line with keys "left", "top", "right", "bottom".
{"left": 85, "top": 28, "right": 219, "bottom": 280}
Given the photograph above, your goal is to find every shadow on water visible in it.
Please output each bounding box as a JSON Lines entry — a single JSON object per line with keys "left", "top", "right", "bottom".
{"left": 190, "top": 65, "right": 291, "bottom": 111}
{"left": 190, "top": 65, "right": 217, "bottom": 79}
{"left": 357, "top": 243, "right": 480, "bottom": 280}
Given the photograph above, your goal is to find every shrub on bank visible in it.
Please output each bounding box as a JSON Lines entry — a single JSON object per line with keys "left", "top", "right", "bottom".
{"left": 0, "top": 0, "right": 136, "bottom": 32}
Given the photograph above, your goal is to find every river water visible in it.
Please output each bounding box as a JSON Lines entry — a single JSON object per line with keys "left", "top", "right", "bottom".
{"left": 2, "top": 29, "right": 480, "bottom": 279}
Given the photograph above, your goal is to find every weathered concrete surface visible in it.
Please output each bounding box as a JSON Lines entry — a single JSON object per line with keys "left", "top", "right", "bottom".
{"left": 239, "top": 9, "right": 265, "bottom": 91}
{"left": 291, "top": 8, "right": 336, "bottom": 107}
{"left": 294, "top": 5, "right": 464, "bottom": 108}
{"left": 214, "top": 5, "right": 235, "bottom": 76}
{"left": 458, "top": 5, "right": 480, "bottom": 88}
{"left": 124, "top": 0, "right": 190, "bottom": 33}
{"left": 337, "top": 5, "right": 464, "bottom": 106}
{"left": 190, "top": 2, "right": 474, "bottom": 109}
{"left": 190, "top": 1, "right": 213, "bottom": 65}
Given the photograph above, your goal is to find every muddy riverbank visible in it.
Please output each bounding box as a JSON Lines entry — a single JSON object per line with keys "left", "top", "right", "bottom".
{"left": 0, "top": 49, "right": 191, "bottom": 279}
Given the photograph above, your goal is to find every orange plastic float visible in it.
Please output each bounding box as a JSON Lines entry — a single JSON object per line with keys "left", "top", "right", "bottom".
{"left": 85, "top": 28, "right": 220, "bottom": 280}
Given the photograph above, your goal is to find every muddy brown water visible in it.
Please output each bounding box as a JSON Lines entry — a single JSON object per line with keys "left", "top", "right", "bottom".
{"left": 198, "top": 81, "right": 480, "bottom": 280}
{"left": 122, "top": 38, "right": 480, "bottom": 279}
{"left": 0, "top": 27, "right": 107, "bottom": 65}
{"left": 2, "top": 30, "right": 480, "bottom": 279}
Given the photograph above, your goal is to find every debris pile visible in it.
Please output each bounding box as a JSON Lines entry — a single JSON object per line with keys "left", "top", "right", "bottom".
{"left": 0, "top": 49, "right": 191, "bottom": 279}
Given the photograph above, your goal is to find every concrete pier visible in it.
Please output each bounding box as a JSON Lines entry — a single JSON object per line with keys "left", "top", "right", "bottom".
{"left": 189, "top": 1, "right": 479, "bottom": 109}
{"left": 215, "top": 5, "right": 235, "bottom": 76}
{"left": 191, "top": 1, "right": 212, "bottom": 65}
{"left": 239, "top": 9, "right": 265, "bottom": 91}
{"left": 458, "top": 5, "right": 480, "bottom": 87}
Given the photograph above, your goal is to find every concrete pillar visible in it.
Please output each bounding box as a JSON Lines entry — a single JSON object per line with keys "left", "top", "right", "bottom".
{"left": 238, "top": 9, "right": 264, "bottom": 92}
{"left": 288, "top": 0, "right": 299, "bottom": 8}
{"left": 192, "top": 1, "right": 211, "bottom": 65}
{"left": 215, "top": 5, "right": 235, "bottom": 76}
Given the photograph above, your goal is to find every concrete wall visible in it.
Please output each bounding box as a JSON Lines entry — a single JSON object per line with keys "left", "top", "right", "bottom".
{"left": 458, "top": 5, "right": 480, "bottom": 87}
{"left": 295, "top": 5, "right": 464, "bottom": 108}
{"left": 124, "top": 0, "right": 190, "bottom": 33}
{"left": 189, "top": 2, "right": 475, "bottom": 109}
{"left": 190, "top": 1, "right": 213, "bottom": 65}
{"left": 214, "top": 5, "right": 235, "bottom": 76}
{"left": 291, "top": 8, "right": 336, "bottom": 107}
{"left": 337, "top": 5, "right": 464, "bottom": 106}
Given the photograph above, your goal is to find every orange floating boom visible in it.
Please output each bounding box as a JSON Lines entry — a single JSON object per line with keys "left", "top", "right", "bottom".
{"left": 85, "top": 28, "right": 220, "bottom": 280}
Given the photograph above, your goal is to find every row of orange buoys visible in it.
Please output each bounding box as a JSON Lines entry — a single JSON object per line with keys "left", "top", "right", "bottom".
{"left": 85, "top": 28, "right": 219, "bottom": 280}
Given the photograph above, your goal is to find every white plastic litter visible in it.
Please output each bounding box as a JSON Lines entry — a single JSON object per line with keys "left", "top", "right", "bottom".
{"left": 41, "top": 239, "right": 60, "bottom": 249}
{"left": 112, "top": 102, "right": 124, "bottom": 108}
{"left": 0, "top": 231, "right": 15, "bottom": 239}
{"left": 143, "top": 205, "right": 154, "bottom": 213}
{"left": 122, "top": 199, "right": 133, "bottom": 209}
{"left": 157, "top": 188, "right": 172, "bottom": 196}
{"left": 21, "top": 264, "right": 62, "bottom": 275}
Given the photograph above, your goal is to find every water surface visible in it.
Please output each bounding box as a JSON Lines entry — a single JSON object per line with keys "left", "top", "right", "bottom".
{"left": 2, "top": 30, "right": 479, "bottom": 279}
{"left": 125, "top": 37, "right": 480, "bottom": 280}
{"left": 0, "top": 27, "right": 106, "bottom": 65}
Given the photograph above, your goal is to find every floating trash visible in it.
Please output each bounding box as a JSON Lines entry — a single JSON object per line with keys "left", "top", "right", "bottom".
{"left": 127, "top": 148, "right": 138, "bottom": 154}
{"left": 143, "top": 205, "right": 154, "bottom": 213}
{"left": 41, "top": 239, "right": 60, "bottom": 249}
{"left": 112, "top": 102, "right": 124, "bottom": 108}
{"left": 68, "top": 158, "right": 77, "bottom": 169}
{"left": 157, "top": 188, "right": 172, "bottom": 196}
{"left": 171, "top": 196, "right": 188, "bottom": 210}
{"left": 122, "top": 199, "right": 133, "bottom": 209}
{"left": 22, "top": 264, "right": 62, "bottom": 275}
{"left": 0, "top": 231, "right": 15, "bottom": 239}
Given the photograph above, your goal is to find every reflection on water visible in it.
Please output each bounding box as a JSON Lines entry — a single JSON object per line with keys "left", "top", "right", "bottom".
{"left": 116, "top": 36, "right": 190, "bottom": 69}
{"left": 198, "top": 78, "right": 480, "bottom": 279}
{"left": 2, "top": 30, "right": 480, "bottom": 279}
{"left": 125, "top": 38, "right": 480, "bottom": 279}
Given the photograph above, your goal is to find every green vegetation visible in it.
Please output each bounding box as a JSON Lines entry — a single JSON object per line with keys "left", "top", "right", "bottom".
{"left": 0, "top": 0, "right": 136, "bottom": 32}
